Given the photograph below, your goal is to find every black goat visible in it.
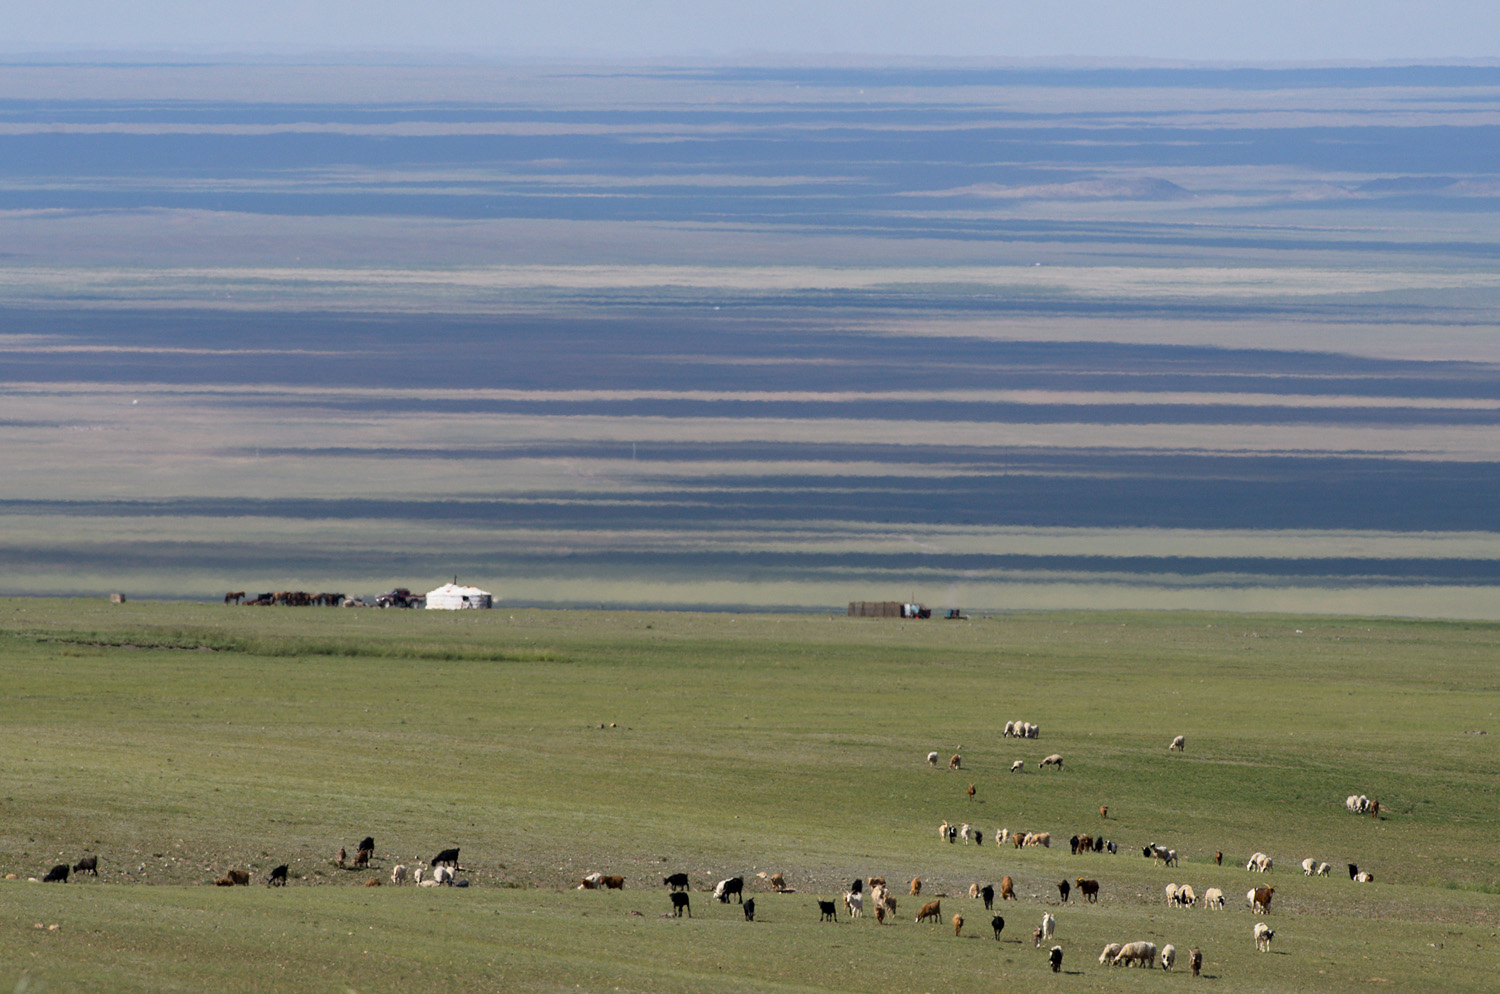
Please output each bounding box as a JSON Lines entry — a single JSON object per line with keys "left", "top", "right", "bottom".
{"left": 991, "top": 915, "right": 1005, "bottom": 939}
{"left": 669, "top": 891, "right": 691, "bottom": 917}
{"left": 41, "top": 864, "right": 69, "bottom": 883}
{"left": 663, "top": 872, "right": 689, "bottom": 891}
{"left": 744, "top": 898, "right": 755, "bottom": 922}
{"left": 817, "top": 899, "right": 838, "bottom": 922}
{"left": 267, "top": 865, "right": 289, "bottom": 886}
{"left": 73, "top": 855, "right": 98, "bottom": 876}
{"left": 981, "top": 883, "right": 994, "bottom": 909}
{"left": 431, "top": 848, "right": 460, "bottom": 868}
{"left": 714, "top": 876, "right": 743, "bottom": 903}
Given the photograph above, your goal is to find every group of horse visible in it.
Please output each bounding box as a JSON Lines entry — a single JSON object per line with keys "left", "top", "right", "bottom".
{"left": 224, "top": 591, "right": 345, "bottom": 607}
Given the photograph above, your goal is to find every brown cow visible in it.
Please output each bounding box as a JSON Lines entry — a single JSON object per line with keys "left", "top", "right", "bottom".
{"left": 916, "top": 900, "right": 943, "bottom": 923}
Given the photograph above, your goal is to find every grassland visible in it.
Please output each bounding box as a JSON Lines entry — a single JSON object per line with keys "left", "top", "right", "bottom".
{"left": 2, "top": 598, "right": 1498, "bottom": 992}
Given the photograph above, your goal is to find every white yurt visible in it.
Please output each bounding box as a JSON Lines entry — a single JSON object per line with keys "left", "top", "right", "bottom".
{"left": 424, "top": 581, "right": 493, "bottom": 610}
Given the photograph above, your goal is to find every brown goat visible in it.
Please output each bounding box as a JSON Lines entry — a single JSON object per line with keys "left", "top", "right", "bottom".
{"left": 602, "top": 875, "right": 625, "bottom": 890}
{"left": 916, "top": 899, "right": 943, "bottom": 923}
{"left": 1075, "top": 877, "right": 1100, "bottom": 903}
{"left": 227, "top": 869, "right": 250, "bottom": 886}
{"left": 1000, "top": 875, "right": 1015, "bottom": 900}
{"left": 910, "top": 876, "right": 922, "bottom": 896}
{"left": 952, "top": 913, "right": 964, "bottom": 936}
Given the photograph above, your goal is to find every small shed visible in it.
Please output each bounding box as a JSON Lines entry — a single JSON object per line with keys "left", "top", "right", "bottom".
{"left": 424, "top": 582, "right": 492, "bottom": 610}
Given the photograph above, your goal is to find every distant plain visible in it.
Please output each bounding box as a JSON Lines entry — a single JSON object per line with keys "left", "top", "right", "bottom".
{"left": 1, "top": 62, "right": 1498, "bottom": 613}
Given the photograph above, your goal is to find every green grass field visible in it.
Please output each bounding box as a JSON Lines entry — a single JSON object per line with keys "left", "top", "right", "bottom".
{"left": 2, "top": 599, "right": 1498, "bottom": 992}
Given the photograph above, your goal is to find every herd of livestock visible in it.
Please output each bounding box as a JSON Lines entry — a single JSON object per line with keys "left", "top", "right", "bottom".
{"left": 18, "top": 731, "right": 1385, "bottom": 979}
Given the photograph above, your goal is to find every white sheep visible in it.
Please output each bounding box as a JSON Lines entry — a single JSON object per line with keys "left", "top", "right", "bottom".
{"left": 960, "top": 823, "right": 972, "bottom": 844}
{"left": 1003, "top": 721, "right": 1016, "bottom": 738}
{"left": 928, "top": 751, "right": 940, "bottom": 767}
{"left": 1168, "top": 735, "right": 1185, "bottom": 751}
{"left": 1175, "top": 884, "right": 1196, "bottom": 907}
{"left": 391, "top": 864, "right": 409, "bottom": 885}
{"left": 1254, "top": 921, "right": 1274, "bottom": 952}
{"left": 1203, "top": 887, "right": 1225, "bottom": 909}
{"left": 1113, "top": 941, "right": 1158, "bottom": 968}
{"left": 1099, "top": 942, "right": 1123, "bottom": 966}
{"left": 1354, "top": 871, "right": 1375, "bottom": 883}
{"left": 1164, "top": 883, "right": 1180, "bottom": 906}
{"left": 1161, "top": 944, "right": 1177, "bottom": 971}
{"left": 1010, "top": 759, "right": 1024, "bottom": 773}
{"left": 1316, "top": 862, "right": 1331, "bottom": 876}
{"left": 1246, "top": 852, "right": 1272, "bottom": 873}
{"left": 433, "top": 865, "right": 455, "bottom": 886}
{"left": 1301, "top": 857, "right": 1317, "bottom": 876}
{"left": 1039, "top": 753, "right": 1063, "bottom": 769}
{"left": 995, "top": 827, "right": 1009, "bottom": 845}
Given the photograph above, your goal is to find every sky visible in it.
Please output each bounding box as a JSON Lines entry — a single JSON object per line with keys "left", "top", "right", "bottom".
{"left": 8, "top": 1, "right": 1500, "bottom": 63}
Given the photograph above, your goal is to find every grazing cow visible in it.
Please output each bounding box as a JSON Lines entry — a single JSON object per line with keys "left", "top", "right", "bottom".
{"left": 1169, "top": 735, "right": 1186, "bottom": 752}
{"left": 1189, "top": 947, "right": 1203, "bottom": 977}
{"left": 744, "top": 898, "right": 755, "bottom": 921}
{"left": 431, "top": 848, "right": 460, "bottom": 868}
{"left": 1057, "top": 879, "right": 1071, "bottom": 903}
{"left": 41, "top": 864, "right": 69, "bottom": 883}
{"left": 915, "top": 900, "right": 943, "bottom": 923}
{"left": 72, "top": 855, "right": 98, "bottom": 876}
{"left": 952, "top": 913, "right": 964, "bottom": 936}
{"left": 910, "top": 876, "right": 922, "bottom": 896}
{"left": 227, "top": 869, "right": 250, "bottom": 886}
{"left": 1076, "top": 878, "right": 1100, "bottom": 903}
{"left": 714, "top": 876, "right": 745, "bottom": 903}
{"left": 670, "top": 892, "right": 691, "bottom": 918}
{"left": 981, "top": 883, "right": 995, "bottom": 909}
{"left": 1000, "top": 875, "right": 1015, "bottom": 901}
{"left": 601, "top": 875, "right": 625, "bottom": 890}
{"left": 1252, "top": 886, "right": 1275, "bottom": 913}
{"left": 990, "top": 914, "right": 1006, "bottom": 939}
{"left": 664, "top": 872, "right": 689, "bottom": 891}
{"left": 267, "top": 865, "right": 289, "bottom": 886}
{"left": 1049, "top": 945, "right": 1063, "bottom": 972}
{"left": 818, "top": 899, "right": 839, "bottom": 922}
